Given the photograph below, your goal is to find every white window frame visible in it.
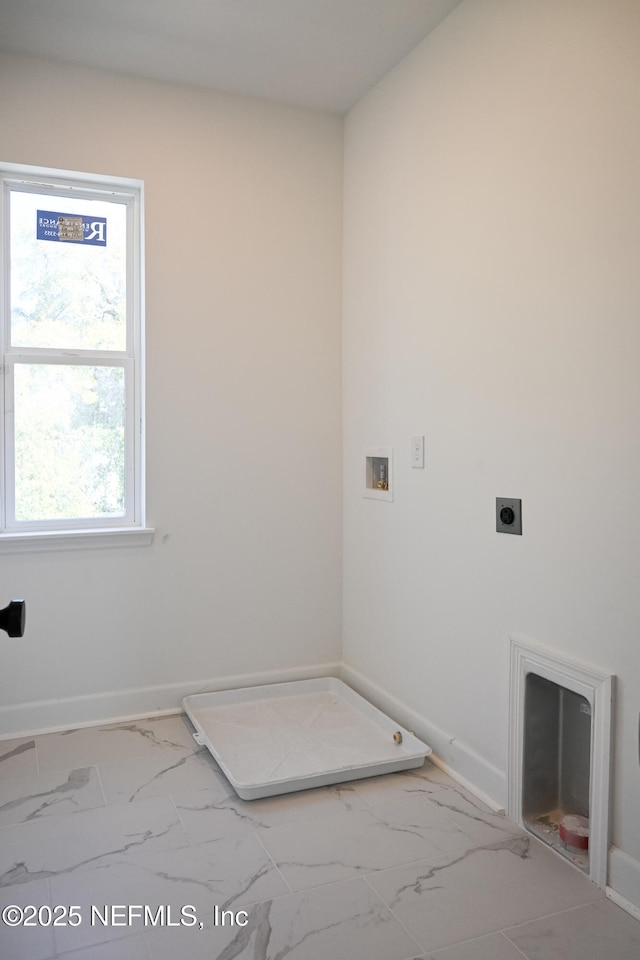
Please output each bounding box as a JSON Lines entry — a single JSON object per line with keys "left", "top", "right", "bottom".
{"left": 0, "top": 163, "right": 153, "bottom": 552}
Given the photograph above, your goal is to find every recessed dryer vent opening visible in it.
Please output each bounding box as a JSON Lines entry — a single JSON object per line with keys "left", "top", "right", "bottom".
{"left": 522, "top": 674, "right": 592, "bottom": 873}
{"left": 509, "top": 639, "right": 613, "bottom": 888}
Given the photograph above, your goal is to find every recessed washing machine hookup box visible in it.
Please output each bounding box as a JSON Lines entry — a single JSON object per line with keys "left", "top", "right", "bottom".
{"left": 364, "top": 448, "right": 393, "bottom": 501}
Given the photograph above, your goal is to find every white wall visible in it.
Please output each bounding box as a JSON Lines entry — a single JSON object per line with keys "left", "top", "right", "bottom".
{"left": 0, "top": 52, "right": 343, "bottom": 731}
{"left": 343, "top": 0, "right": 640, "bottom": 906}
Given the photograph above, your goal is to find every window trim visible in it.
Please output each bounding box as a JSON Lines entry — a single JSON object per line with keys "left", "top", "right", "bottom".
{"left": 0, "top": 526, "right": 155, "bottom": 554}
{"left": 0, "top": 162, "right": 152, "bottom": 549}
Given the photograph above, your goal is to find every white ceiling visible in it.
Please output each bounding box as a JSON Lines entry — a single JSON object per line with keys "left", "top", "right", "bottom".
{"left": 0, "top": 0, "right": 462, "bottom": 114}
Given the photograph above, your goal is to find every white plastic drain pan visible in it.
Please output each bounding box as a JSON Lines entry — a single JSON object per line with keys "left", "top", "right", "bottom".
{"left": 183, "top": 677, "right": 431, "bottom": 800}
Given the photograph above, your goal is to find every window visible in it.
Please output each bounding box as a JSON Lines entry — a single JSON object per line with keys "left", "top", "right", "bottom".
{"left": 0, "top": 165, "right": 151, "bottom": 550}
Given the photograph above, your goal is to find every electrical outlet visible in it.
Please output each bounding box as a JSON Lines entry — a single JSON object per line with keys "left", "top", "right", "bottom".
{"left": 496, "top": 497, "right": 522, "bottom": 535}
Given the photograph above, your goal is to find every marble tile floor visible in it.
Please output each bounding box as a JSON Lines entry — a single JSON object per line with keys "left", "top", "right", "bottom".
{"left": 0, "top": 714, "right": 638, "bottom": 959}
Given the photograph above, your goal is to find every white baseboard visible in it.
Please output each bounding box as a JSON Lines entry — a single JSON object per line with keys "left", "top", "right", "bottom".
{"left": 607, "top": 846, "right": 640, "bottom": 919}
{"left": 427, "top": 754, "right": 505, "bottom": 815}
{"left": 339, "top": 662, "right": 507, "bottom": 813}
{"left": 607, "top": 886, "right": 640, "bottom": 922}
{"left": 0, "top": 661, "right": 342, "bottom": 740}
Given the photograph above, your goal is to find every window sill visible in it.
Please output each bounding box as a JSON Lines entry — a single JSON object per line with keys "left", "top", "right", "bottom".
{"left": 0, "top": 527, "right": 155, "bottom": 554}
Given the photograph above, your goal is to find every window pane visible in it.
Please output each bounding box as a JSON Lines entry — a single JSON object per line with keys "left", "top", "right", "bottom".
{"left": 14, "top": 364, "right": 126, "bottom": 521}
{"left": 10, "top": 191, "right": 127, "bottom": 351}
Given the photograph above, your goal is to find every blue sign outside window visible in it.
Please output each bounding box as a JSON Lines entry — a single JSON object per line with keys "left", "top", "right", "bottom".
{"left": 36, "top": 210, "right": 107, "bottom": 246}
